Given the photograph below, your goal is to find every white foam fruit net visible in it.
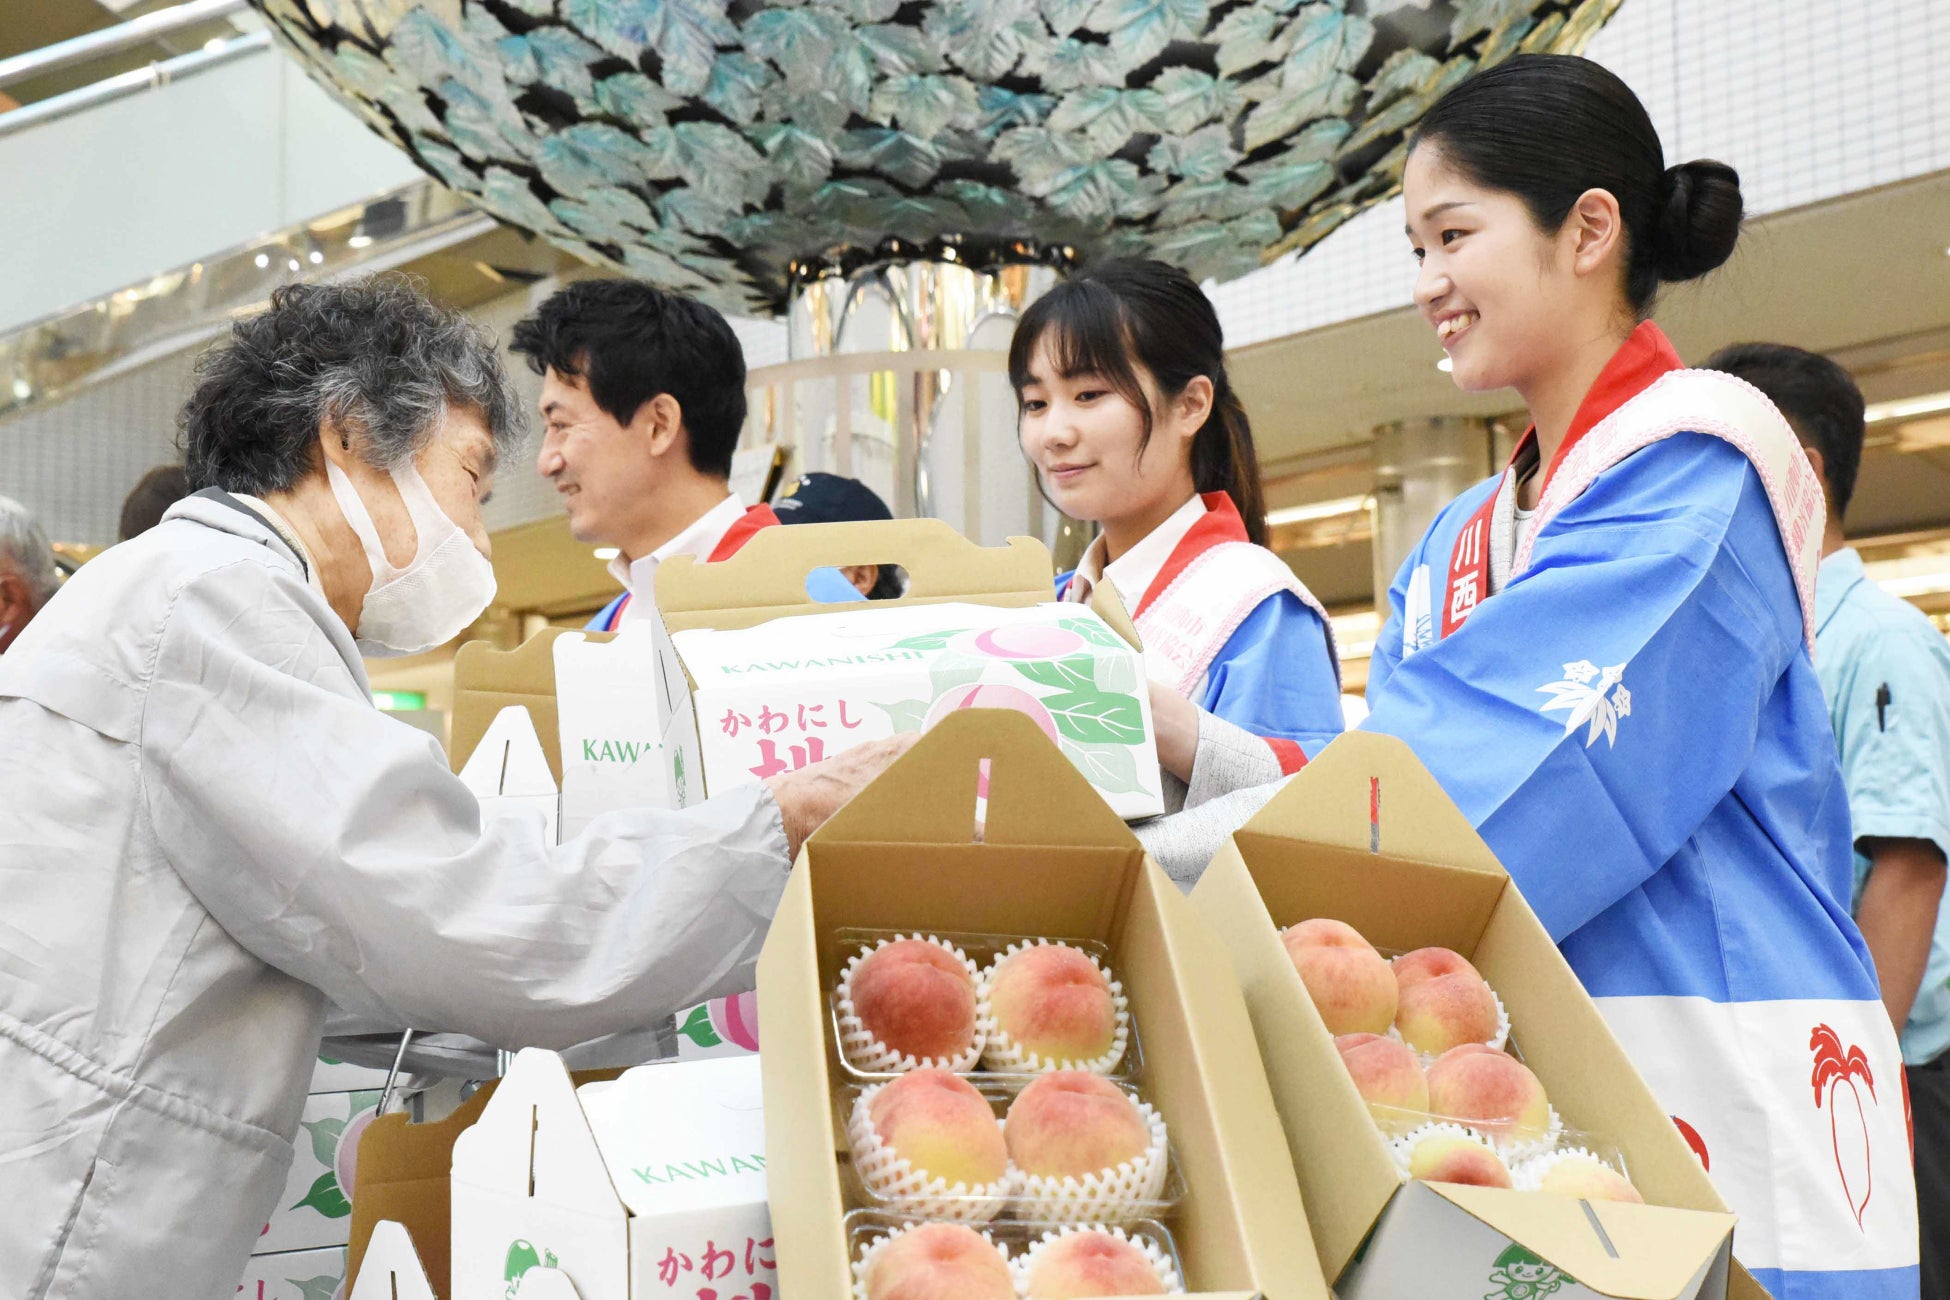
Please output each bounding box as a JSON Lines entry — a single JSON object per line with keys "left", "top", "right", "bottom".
{"left": 836, "top": 933, "right": 986, "bottom": 1075}
{"left": 847, "top": 1085, "right": 1011, "bottom": 1224}
{"left": 976, "top": 940, "right": 1131, "bottom": 1075}
{"left": 850, "top": 1221, "right": 1013, "bottom": 1300}
{"left": 1012, "top": 1224, "right": 1184, "bottom": 1297}
{"left": 1009, "top": 1097, "right": 1170, "bottom": 1226}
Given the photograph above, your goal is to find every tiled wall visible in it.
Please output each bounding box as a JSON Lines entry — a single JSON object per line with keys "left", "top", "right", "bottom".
{"left": 1211, "top": 0, "right": 1950, "bottom": 347}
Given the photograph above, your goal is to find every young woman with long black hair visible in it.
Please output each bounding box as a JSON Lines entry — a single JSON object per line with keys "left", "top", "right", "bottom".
{"left": 1010, "top": 259, "right": 1343, "bottom": 802}
{"left": 1142, "top": 56, "right": 1915, "bottom": 1299}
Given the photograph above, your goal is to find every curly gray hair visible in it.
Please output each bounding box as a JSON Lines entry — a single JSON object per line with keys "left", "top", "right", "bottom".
{"left": 0, "top": 494, "right": 58, "bottom": 606}
{"left": 178, "top": 277, "right": 526, "bottom": 494}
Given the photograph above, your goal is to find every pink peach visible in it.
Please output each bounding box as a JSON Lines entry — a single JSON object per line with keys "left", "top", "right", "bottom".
{"left": 1406, "top": 1131, "right": 1513, "bottom": 1189}
{"left": 1023, "top": 1230, "right": 1166, "bottom": 1299}
{"left": 852, "top": 939, "right": 978, "bottom": 1062}
{"left": 869, "top": 1068, "right": 1008, "bottom": 1188}
{"left": 987, "top": 945, "right": 1117, "bottom": 1064}
{"left": 1537, "top": 1154, "right": 1644, "bottom": 1204}
{"left": 1335, "top": 1033, "right": 1429, "bottom": 1133}
{"left": 1393, "top": 948, "right": 1499, "bottom": 1054}
{"left": 866, "top": 1224, "right": 1015, "bottom": 1300}
{"left": 1282, "top": 919, "right": 1397, "bottom": 1036}
{"left": 1426, "top": 1045, "right": 1551, "bottom": 1142}
{"left": 1005, "top": 1071, "right": 1151, "bottom": 1179}
{"left": 924, "top": 683, "right": 1060, "bottom": 744}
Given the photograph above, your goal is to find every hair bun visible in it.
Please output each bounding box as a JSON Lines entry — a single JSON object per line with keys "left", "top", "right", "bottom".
{"left": 1655, "top": 159, "right": 1742, "bottom": 282}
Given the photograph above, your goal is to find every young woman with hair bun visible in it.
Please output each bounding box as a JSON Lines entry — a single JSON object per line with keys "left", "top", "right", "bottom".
{"left": 1145, "top": 55, "right": 1915, "bottom": 1297}
{"left": 1009, "top": 259, "right": 1343, "bottom": 803}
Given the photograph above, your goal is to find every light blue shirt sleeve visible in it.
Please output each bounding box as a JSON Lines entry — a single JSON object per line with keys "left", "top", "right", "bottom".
{"left": 1198, "top": 591, "right": 1345, "bottom": 759}
{"left": 1826, "top": 603, "right": 1950, "bottom": 1063}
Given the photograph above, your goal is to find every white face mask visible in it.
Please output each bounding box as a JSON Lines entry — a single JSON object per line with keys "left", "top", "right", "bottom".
{"left": 326, "top": 457, "right": 497, "bottom": 658}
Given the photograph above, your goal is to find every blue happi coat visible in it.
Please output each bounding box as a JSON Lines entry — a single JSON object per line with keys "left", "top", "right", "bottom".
{"left": 1364, "top": 416, "right": 1917, "bottom": 1297}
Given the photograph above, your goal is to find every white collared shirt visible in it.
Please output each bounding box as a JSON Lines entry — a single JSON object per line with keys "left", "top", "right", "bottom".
{"left": 605, "top": 493, "right": 745, "bottom": 628}
{"left": 1069, "top": 494, "right": 1207, "bottom": 611}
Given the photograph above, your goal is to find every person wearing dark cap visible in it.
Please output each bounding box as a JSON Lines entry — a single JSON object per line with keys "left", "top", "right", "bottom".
{"left": 119, "top": 464, "right": 192, "bottom": 541}
{"left": 773, "top": 471, "right": 906, "bottom": 601}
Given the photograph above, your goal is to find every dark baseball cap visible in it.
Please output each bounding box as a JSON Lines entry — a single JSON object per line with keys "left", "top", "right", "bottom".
{"left": 772, "top": 473, "right": 893, "bottom": 525}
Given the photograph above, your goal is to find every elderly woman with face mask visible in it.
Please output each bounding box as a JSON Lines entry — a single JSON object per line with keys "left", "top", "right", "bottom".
{"left": 0, "top": 279, "right": 906, "bottom": 1300}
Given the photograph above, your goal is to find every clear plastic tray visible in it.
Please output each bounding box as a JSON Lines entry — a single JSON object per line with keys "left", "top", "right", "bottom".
{"left": 836, "top": 1073, "right": 1186, "bottom": 1225}
{"left": 829, "top": 927, "right": 1144, "bottom": 1085}
{"left": 845, "top": 1210, "right": 1188, "bottom": 1299}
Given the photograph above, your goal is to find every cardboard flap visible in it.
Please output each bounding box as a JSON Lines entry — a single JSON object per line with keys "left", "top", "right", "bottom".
{"left": 1240, "top": 731, "right": 1502, "bottom": 874}
{"left": 459, "top": 706, "right": 559, "bottom": 797}
{"left": 451, "top": 1048, "right": 626, "bottom": 1221}
{"left": 574, "top": 1056, "right": 769, "bottom": 1219}
{"left": 811, "top": 708, "right": 1137, "bottom": 849}
{"left": 453, "top": 627, "right": 607, "bottom": 781}
{"left": 512, "top": 1267, "right": 584, "bottom": 1299}
{"left": 1432, "top": 1185, "right": 1736, "bottom": 1300}
{"left": 655, "top": 519, "right": 1053, "bottom": 623}
{"left": 348, "top": 1220, "right": 437, "bottom": 1300}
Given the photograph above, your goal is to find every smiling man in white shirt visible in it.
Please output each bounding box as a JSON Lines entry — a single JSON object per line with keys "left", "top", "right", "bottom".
{"left": 511, "top": 280, "right": 778, "bottom": 631}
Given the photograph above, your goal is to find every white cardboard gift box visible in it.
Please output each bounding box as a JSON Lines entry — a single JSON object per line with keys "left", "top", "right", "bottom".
{"left": 450, "top": 1049, "right": 776, "bottom": 1300}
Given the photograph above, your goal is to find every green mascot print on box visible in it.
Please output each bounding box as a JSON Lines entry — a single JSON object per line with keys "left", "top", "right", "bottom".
{"left": 1485, "top": 1244, "right": 1571, "bottom": 1300}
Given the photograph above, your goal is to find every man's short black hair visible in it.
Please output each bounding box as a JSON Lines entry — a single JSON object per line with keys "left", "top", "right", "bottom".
{"left": 510, "top": 279, "right": 748, "bottom": 480}
{"left": 1701, "top": 342, "right": 1865, "bottom": 518}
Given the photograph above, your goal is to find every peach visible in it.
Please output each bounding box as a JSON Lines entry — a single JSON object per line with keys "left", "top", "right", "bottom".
{"left": 1024, "top": 1231, "right": 1166, "bottom": 1299}
{"left": 869, "top": 1068, "right": 1008, "bottom": 1188}
{"left": 1537, "top": 1154, "right": 1644, "bottom": 1204}
{"left": 1282, "top": 919, "right": 1397, "bottom": 1036}
{"left": 987, "top": 944, "right": 1117, "bottom": 1064}
{"left": 1406, "top": 1131, "right": 1513, "bottom": 1189}
{"left": 1335, "top": 1033, "right": 1429, "bottom": 1132}
{"left": 852, "top": 939, "right": 978, "bottom": 1062}
{"left": 1426, "top": 1045, "right": 1551, "bottom": 1141}
{"left": 866, "top": 1224, "right": 1014, "bottom": 1300}
{"left": 1393, "top": 948, "right": 1499, "bottom": 1054}
{"left": 1005, "top": 1071, "right": 1151, "bottom": 1179}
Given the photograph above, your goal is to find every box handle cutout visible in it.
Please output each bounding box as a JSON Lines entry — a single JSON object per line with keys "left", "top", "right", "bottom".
{"left": 527, "top": 1103, "right": 539, "bottom": 1199}
{"left": 1581, "top": 1199, "right": 1621, "bottom": 1258}
{"left": 802, "top": 563, "right": 907, "bottom": 603}
{"left": 970, "top": 757, "right": 991, "bottom": 843}
{"left": 1369, "top": 776, "right": 1381, "bottom": 855}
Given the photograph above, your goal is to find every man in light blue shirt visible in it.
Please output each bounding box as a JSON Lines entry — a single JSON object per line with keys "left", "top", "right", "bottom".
{"left": 1710, "top": 342, "right": 1950, "bottom": 1300}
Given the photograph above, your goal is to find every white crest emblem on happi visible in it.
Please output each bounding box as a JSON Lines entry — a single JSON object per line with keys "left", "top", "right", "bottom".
{"left": 1538, "top": 659, "right": 1632, "bottom": 748}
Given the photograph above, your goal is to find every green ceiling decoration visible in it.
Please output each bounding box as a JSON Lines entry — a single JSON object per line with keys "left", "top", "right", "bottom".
{"left": 254, "top": 0, "right": 1622, "bottom": 315}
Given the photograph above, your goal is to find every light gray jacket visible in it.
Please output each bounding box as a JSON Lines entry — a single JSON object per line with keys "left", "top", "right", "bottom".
{"left": 0, "top": 494, "right": 790, "bottom": 1299}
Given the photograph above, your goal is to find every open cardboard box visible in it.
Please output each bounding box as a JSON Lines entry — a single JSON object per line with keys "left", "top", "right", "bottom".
{"left": 1189, "top": 732, "right": 1765, "bottom": 1300}
{"left": 755, "top": 708, "right": 1330, "bottom": 1300}
{"left": 448, "top": 1051, "right": 776, "bottom": 1300}
{"left": 652, "top": 518, "right": 1162, "bottom": 816}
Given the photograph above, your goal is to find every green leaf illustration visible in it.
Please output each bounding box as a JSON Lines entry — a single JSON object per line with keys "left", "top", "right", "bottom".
{"left": 292, "top": 1170, "right": 351, "bottom": 1219}
{"left": 302, "top": 1117, "right": 345, "bottom": 1168}
{"left": 890, "top": 628, "right": 970, "bottom": 651}
{"left": 1043, "top": 689, "right": 1146, "bottom": 745}
{"left": 350, "top": 1090, "right": 382, "bottom": 1117}
{"left": 1010, "top": 656, "right": 1097, "bottom": 692}
{"left": 873, "top": 699, "right": 932, "bottom": 732}
{"left": 1058, "top": 617, "right": 1124, "bottom": 649}
{"left": 931, "top": 653, "right": 989, "bottom": 699}
{"left": 1060, "top": 738, "right": 1146, "bottom": 795}
{"left": 294, "top": 1276, "right": 342, "bottom": 1300}
{"left": 678, "top": 1003, "right": 722, "bottom": 1048}
{"left": 1094, "top": 654, "right": 1140, "bottom": 694}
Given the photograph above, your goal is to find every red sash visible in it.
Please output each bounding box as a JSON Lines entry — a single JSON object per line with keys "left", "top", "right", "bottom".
{"left": 1441, "top": 323, "right": 1683, "bottom": 639}
{"left": 603, "top": 504, "right": 780, "bottom": 631}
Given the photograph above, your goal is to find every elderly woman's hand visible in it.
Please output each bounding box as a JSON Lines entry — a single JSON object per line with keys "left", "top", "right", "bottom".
{"left": 764, "top": 733, "right": 921, "bottom": 856}
{"left": 1148, "top": 679, "right": 1201, "bottom": 783}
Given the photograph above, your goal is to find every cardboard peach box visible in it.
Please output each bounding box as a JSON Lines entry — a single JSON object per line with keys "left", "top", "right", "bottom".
{"left": 1190, "top": 732, "right": 1763, "bottom": 1300}
{"left": 755, "top": 709, "right": 1331, "bottom": 1300}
